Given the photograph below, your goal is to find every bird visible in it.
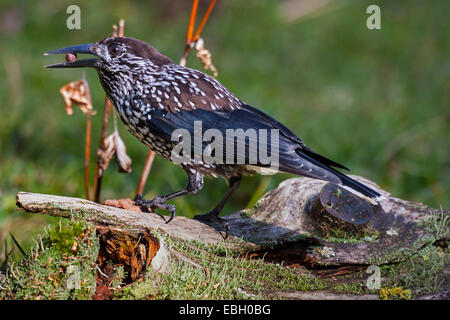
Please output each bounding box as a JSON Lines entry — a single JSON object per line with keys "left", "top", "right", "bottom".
{"left": 45, "top": 36, "right": 384, "bottom": 225}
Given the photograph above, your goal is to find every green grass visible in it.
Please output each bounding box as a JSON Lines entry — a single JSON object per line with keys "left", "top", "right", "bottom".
{"left": 1, "top": 0, "right": 449, "bottom": 256}
{"left": 0, "top": 220, "right": 98, "bottom": 299}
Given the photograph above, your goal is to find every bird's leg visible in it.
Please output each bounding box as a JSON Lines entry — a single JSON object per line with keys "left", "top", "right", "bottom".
{"left": 194, "top": 175, "right": 241, "bottom": 238}
{"left": 135, "top": 170, "right": 204, "bottom": 224}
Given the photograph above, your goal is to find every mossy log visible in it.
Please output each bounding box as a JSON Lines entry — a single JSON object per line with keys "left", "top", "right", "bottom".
{"left": 13, "top": 175, "right": 449, "bottom": 299}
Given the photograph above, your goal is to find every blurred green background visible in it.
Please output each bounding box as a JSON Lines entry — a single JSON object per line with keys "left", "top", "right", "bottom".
{"left": 0, "top": 0, "right": 449, "bottom": 259}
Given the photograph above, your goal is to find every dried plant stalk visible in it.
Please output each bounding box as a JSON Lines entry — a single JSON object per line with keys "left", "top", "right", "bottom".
{"left": 192, "top": 0, "right": 216, "bottom": 42}
{"left": 83, "top": 76, "right": 93, "bottom": 200}
{"left": 84, "top": 110, "right": 92, "bottom": 200}
{"left": 187, "top": 0, "right": 199, "bottom": 45}
{"left": 59, "top": 77, "right": 94, "bottom": 200}
{"left": 180, "top": 0, "right": 216, "bottom": 67}
{"left": 135, "top": 150, "right": 156, "bottom": 197}
{"left": 93, "top": 23, "right": 121, "bottom": 203}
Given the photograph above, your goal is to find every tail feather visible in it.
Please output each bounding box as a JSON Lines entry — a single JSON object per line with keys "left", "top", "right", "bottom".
{"left": 295, "top": 149, "right": 384, "bottom": 205}
{"left": 334, "top": 171, "right": 385, "bottom": 205}
{"left": 334, "top": 171, "right": 382, "bottom": 199}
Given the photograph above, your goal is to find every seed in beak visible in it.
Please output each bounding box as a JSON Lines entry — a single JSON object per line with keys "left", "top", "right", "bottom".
{"left": 65, "top": 53, "right": 77, "bottom": 63}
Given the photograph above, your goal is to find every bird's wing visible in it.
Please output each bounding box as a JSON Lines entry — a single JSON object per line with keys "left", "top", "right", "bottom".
{"left": 143, "top": 65, "right": 348, "bottom": 181}
{"left": 145, "top": 103, "right": 345, "bottom": 183}
{"left": 242, "top": 104, "right": 349, "bottom": 171}
{"left": 146, "top": 66, "right": 242, "bottom": 113}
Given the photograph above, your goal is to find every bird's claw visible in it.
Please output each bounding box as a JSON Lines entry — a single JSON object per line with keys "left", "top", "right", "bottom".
{"left": 134, "top": 194, "right": 176, "bottom": 224}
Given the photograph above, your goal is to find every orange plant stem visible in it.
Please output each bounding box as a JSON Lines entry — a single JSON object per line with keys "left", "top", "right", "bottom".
{"left": 93, "top": 24, "right": 119, "bottom": 203}
{"left": 84, "top": 111, "right": 92, "bottom": 200}
{"left": 186, "top": 0, "right": 199, "bottom": 45}
{"left": 192, "top": 0, "right": 216, "bottom": 42}
{"left": 181, "top": 0, "right": 216, "bottom": 66}
{"left": 135, "top": 150, "right": 156, "bottom": 197}
{"left": 93, "top": 97, "right": 113, "bottom": 203}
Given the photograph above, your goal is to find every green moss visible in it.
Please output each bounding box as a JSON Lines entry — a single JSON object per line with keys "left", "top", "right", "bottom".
{"left": 0, "top": 220, "right": 99, "bottom": 300}
{"left": 109, "top": 265, "right": 127, "bottom": 289}
{"left": 380, "top": 244, "right": 448, "bottom": 298}
{"left": 133, "top": 235, "right": 330, "bottom": 299}
{"left": 321, "top": 230, "right": 380, "bottom": 244}
{"left": 46, "top": 220, "right": 89, "bottom": 254}
{"left": 332, "top": 282, "right": 368, "bottom": 295}
{"left": 114, "top": 272, "right": 157, "bottom": 300}
{"left": 44, "top": 202, "right": 127, "bottom": 225}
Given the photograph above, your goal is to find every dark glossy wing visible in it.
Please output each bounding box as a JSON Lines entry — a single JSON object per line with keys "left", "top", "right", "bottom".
{"left": 144, "top": 65, "right": 348, "bottom": 171}
{"left": 145, "top": 104, "right": 344, "bottom": 183}
{"left": 242, "top": 104, "right": 350, "bottom": 171}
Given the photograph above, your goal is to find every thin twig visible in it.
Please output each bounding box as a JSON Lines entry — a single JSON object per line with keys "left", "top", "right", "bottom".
{"left": 186, "top": 0, "right": 199, "bottom": 45}
{"left": 96, "top": 264, "right": 110, "bottom": 278}
{"left": 135, "top": 150, "right": 156, "bottom": 197}
{"left": 93, "top": 96, "right": 112, "bottom": 203}
{"left": 85, "top": 111, "right": 92, "bottom": 200}
{"left": 180, "top": 0, "right": 216, "bottom": 66}
{"left": 82, "top": 73, "right": 93, "bottom": 200}
{"left": 192, "top": 0, "right": 216, "bottom": 42}
{"left": 180, "top": 0, "right": 200, "bottom": 66}
{"left": 118, "top": 19, "right": 125, "bottom": 37}
{"left": 92, "top": 94, "right": 113, "bottom": 203}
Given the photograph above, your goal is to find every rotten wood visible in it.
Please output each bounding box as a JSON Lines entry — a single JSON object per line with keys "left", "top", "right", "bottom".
{"left": 96, "top": 226, "right": 160, "bottom": 282}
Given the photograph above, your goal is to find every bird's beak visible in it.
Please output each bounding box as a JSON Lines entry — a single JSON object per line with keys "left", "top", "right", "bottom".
{"left": 44, "top": 43, "right": 99, "bottom": 68}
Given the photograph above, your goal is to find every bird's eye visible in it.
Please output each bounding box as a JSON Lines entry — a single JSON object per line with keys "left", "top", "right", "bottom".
{"left": 109, "top": 46, "right": 121, "bottom": 56}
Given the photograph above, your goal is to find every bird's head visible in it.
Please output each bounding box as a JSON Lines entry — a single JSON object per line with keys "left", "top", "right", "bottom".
{"left": 45, "top": 37, "right": 173, "bottom": 72}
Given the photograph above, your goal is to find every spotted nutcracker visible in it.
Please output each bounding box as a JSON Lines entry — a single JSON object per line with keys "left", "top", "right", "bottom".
{"left": 45, "top": 37, "right": 383, "bottom": 224}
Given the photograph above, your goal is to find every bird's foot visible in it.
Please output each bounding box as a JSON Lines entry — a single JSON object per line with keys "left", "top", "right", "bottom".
{"left": 134, "top": 194, "right": 176, "bottom": 224}
{"left": 194, "top": 211, "right": 229, "bottom": 240}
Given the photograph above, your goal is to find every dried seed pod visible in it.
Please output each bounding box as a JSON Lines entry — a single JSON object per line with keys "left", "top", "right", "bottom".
{"left": 97, "top": 131, "right": 132, "bottom": 174}
{"left": 59, "top": 80, "right": 93, "bottom": 115}
{"left": 195, "top": 37, "right": 218, "bottom": 77}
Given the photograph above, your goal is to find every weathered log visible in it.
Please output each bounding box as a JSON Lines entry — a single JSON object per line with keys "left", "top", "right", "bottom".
{"left": 15, "top": 175, "right": 448, "bottom": 266}
{"left": 14, "top": 175, "right": 449, "bottom": 299}
{"left": 16, "top": 191, "right": 230, "bottom": 246}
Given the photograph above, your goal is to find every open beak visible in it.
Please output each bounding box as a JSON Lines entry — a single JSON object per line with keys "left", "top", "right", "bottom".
{"left": 44, "top": 43, "right": 99, "bottom": 68}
